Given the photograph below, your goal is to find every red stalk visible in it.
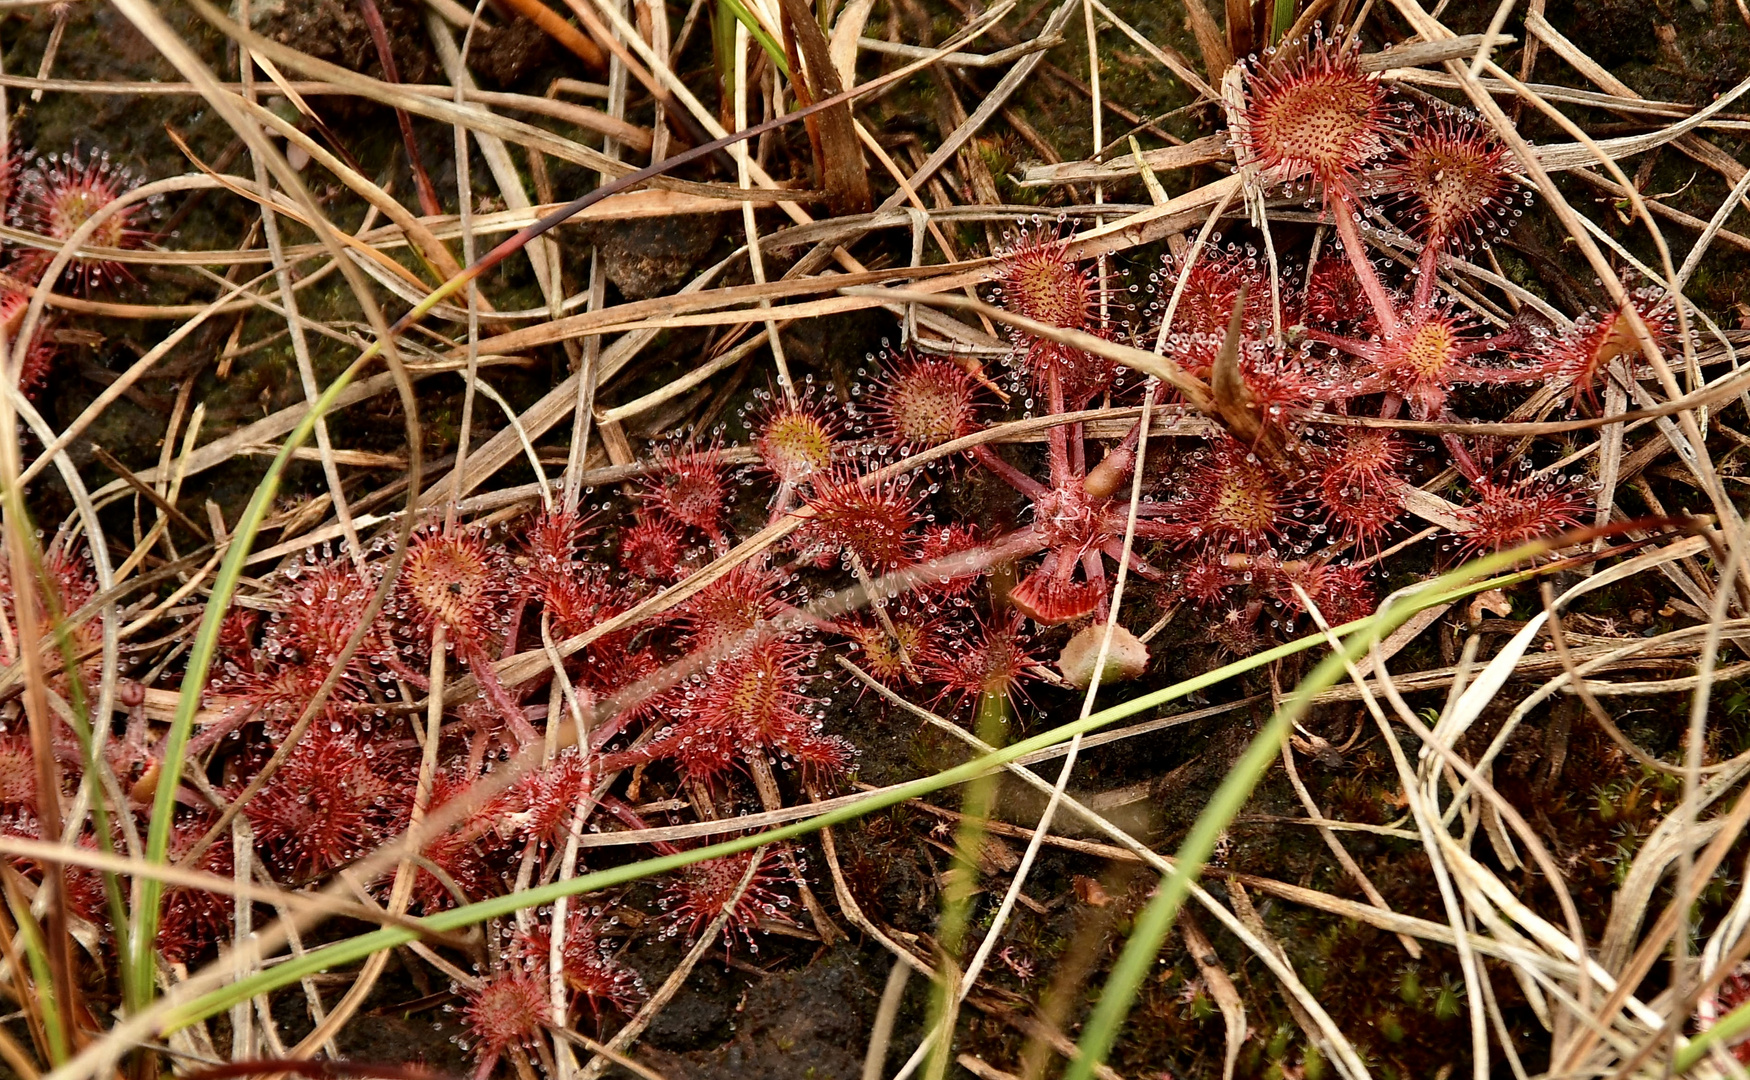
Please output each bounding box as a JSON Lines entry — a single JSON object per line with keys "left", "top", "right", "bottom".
{"left": 355, "top": 0, "right": 444, "bottom": 218}
{"left": 1324, "top": 182, "right": 1400, "bottom": 334}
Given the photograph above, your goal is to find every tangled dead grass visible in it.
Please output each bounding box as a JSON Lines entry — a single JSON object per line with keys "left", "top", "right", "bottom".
{"left": 0, "top": 0, "right": 1749, "bottom": 1077}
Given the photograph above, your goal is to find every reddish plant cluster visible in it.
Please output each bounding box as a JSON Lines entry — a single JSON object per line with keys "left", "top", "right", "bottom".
{"left": 11, "top": 146, "right": 148, "bottom": 291}
{"left": 0, "top": 535, "right": 104, "bottom": 693}
{"left": 511, "top": 908, "right": 646, "bottom": 1019}
{"left": 963, "top": 36, "right": 1631, "bottom": 652}
{"left": 848, "top": 34, "right": 1635, "bottom": 662}
{"left": 0, "top": 143, "right": 152, "bottom": 396}
{"left": 457, "top": 972, "right": 552, "bottom": 1080}
{"left": 244, "top": 726, "right": 412, "bottom": 882}
{"left": 0, "top": 34, "right": 1667, "bottom": 1079}
{"left": 657, "top": 848, "right": 798, "bottom": 952}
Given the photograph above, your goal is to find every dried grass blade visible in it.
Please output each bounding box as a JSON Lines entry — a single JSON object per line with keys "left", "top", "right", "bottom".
{"left": 1180, "top": 920, "right": 1245, "bottom": 1080}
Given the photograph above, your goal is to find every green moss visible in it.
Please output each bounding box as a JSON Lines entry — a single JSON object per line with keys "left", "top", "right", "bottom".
{"left": 1265, "top": 1025, "right": 1291, "bottom": 1060}
{"left": 1397, "top": 967, "right": 1422, "bottom": 1006}
{"left": 1378, "top": 1012, "right": 1405, "bottom": 1043}
{"left": 1433, "top": 976, "right": 1465, "bottom": 1022}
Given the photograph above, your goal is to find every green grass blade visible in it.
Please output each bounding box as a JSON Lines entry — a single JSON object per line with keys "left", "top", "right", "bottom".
{"left": 5, "top": 881, "right": 66, "bottom": 1064}
{"left": 1061, "top": 543, "right": 1548, "bottom": 1080}
{"left": 43, "top": 618, "right": 134, "bottom": 997}
{"left": 2, "top": 533, "right": 137, "bottom": 998}
{"left": 1673, "top": 1003, "right": 1732, "bottom": 1071}
{"left": 1270, "top": 0, "right": 1295, "bottom": 45}
{"left": 719, "top": 0, "right": 790, "bottom": 76}
{"left": 924, "top": 690, "right": 1009, "bottom": 1080}
{"left": 713, "top": 0, "right": 739, "bottom": 104}
{"left": 126, "top": 352, "right": 373, "bottom": 1013}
